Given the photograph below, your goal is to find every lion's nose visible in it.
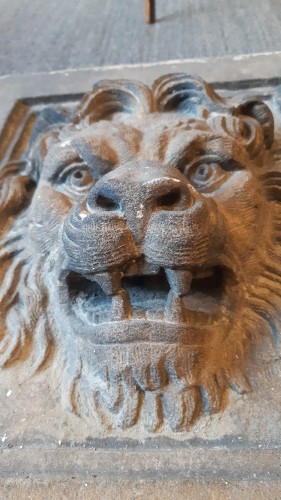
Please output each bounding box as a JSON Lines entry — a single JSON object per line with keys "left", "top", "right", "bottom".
{"left": 86, "top": 161, "right": 193, "bottom": 214}
{"left": 86, "top": 161, "right": 194, "bottom": 244}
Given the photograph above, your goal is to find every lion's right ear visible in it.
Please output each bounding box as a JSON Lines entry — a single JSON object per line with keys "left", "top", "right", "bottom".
{"left": 0, "top": 161, "right": 36, "bottom": 219}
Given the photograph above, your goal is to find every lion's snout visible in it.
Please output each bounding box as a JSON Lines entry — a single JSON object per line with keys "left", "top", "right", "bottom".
{"left": 63, "top": 160, "right": 225, "bottom": 275}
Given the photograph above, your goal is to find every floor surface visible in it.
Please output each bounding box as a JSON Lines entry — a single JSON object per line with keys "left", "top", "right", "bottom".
{"left": 0, "top": 0, "right": 280, "bottom": 76}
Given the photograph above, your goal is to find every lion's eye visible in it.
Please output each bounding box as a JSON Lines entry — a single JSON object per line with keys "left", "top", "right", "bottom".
{"left": 67, "top": 168, "right": 93, "bottom": 190}
{"left": 57, "top": 164, "right": 94, "bottom": 197}
{"left": 187, "top": 162, "right": 227, "bottom": 193}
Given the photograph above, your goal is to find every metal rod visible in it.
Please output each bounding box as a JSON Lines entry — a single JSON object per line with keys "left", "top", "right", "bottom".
{"left": 145, "top": 0, "right": 155, "bottom": 24}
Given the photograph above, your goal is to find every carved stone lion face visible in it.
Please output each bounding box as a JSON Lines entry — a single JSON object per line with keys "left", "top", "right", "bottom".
{"left": 0, "top": 74, "right": 280, "bottom": 432}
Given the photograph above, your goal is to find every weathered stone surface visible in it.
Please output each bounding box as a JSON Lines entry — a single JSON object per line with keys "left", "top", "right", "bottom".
{"left": 0, "top": 54, "right": 281, "bottom": 495}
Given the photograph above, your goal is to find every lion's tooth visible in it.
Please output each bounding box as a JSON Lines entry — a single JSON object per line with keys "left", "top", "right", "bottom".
{"left": 165, "top": 291, "right": 187, "bottom": 323}
{"left": 92, "top": 271, "right": 122, "bottom": 295}
{"left": 165, "top": 269, "right": 192, "bottom": 296}
{"left": 192, "top": 268, "right": 214, "bottom": 280}
{"left": 142, "top": 261, "right": 160, "bottom": 275}
{"left": 124, "top": 260, "right": 159, "bottom": 277}
{"left": 111, "top": 289, "right": 132, "bottom": 321}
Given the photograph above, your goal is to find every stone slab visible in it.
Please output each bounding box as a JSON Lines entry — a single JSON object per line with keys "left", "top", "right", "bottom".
{"left": 1, "top": 53, "right": 281, "bottom": 498}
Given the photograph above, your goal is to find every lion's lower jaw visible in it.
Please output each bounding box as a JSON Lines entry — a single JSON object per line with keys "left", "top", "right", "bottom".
{"left": 56, "top": 282, "right": 250, "bottom": 431}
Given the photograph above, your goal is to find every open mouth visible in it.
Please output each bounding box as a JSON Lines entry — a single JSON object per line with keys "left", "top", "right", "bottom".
{"left": 64, "top": 259, "right": 233, "bottom": 326}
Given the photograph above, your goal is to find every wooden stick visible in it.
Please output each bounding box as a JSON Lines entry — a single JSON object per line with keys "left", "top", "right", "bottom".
{"left": 145, "top": 0, "right": 155, "bottom": 24}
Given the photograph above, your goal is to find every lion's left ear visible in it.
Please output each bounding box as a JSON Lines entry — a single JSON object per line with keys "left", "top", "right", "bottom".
{"left": 30, "top": 107, "right": 71, "bottom": 146}
{"left": 237, "top": 98, "right": 274, "bottom": 149}
{"left": 0, "top": 161, "right": 35, "bottom": 218}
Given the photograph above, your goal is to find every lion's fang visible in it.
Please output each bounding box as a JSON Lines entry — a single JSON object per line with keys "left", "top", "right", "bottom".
{"left": 88, "top": 271, "right": 132, "bottom": 320}
{"left": 165, "top": 291, "right": 187, "bottom": 323}
{"left": 90, "top": 271, "right": 122, "bottom": 295}
{"left": 111, "top": 289, "right": 132, "bottom": 321}
{"left": 165, "top": 269, "right": 192, "bottom": 296}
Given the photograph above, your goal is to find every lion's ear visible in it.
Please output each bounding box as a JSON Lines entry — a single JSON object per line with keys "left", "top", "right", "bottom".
{"left": 0, "top": 161, "right": 35, "bottom": 218}
{"left": 0, "top": 109, "right": 70, "bottom": 221}
{"left": 30, "top": 107, "right": 71, "bottom": 146}
{"left": 152, "top": 73, "right": 225, "bottom": 116}
{"left": 74, "top": 80, "right": 152, "bottom": 124}
{"left": 238, "top": 98, "right": 274, "bottom": 149}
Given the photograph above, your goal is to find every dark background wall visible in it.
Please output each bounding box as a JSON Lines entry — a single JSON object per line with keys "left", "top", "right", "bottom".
{"left": 0, "top": 0, "right": 280, "bottom": 76}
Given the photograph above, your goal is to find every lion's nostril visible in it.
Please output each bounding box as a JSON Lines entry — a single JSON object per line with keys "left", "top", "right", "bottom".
{"left": 95, "top": 194, "right": 119, "bottom": 211}
{"left": 156, "top": 188, "right": 182, "bottom": 209}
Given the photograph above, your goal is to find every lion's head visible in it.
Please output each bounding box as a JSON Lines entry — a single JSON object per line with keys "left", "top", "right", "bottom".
{"left": 0, "top": 74, "right": 280, "bottom": 432}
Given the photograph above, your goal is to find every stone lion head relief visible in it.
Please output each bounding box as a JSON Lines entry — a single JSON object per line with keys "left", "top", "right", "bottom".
{"left": 0, "top": 73, "right": 280, "bottom": 432}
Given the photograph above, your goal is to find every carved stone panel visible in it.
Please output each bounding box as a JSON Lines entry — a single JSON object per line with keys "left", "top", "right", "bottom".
{"left": 1, "top": 59, "right": 281, "bottom": 490}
